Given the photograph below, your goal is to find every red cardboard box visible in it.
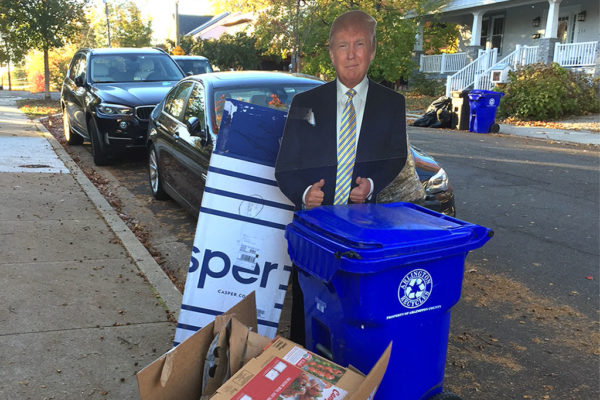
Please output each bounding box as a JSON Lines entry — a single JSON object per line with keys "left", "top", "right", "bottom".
{"left": 137, "top": 293, "right": 391, "bottom": 400}
{"left": 211, "top": 337, "right": 391, "bottom": 400}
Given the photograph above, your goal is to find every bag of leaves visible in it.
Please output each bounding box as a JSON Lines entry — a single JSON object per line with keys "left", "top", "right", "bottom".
{"left": 412, "top": 110, "right": 437, "bottom": 127}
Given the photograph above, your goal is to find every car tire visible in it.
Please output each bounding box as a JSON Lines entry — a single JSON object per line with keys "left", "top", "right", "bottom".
{"left": 88, "top": 118, "right": 110, "bottom": 166}
{"left": 148, "top": 145, "right": 168, "bottom": 200}
{"left": 63, "top": 109, "right": 83, "bottom": 145}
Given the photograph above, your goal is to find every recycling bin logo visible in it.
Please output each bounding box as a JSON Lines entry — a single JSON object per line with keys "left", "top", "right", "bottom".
{"left": 398, "top": 269, "right": 433, "bottom": 309}
{"left": 489, "top": 98, "right": 496, "bottom": 106}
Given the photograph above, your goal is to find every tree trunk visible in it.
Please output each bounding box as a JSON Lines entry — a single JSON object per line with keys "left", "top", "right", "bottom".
{"left": 7, "top": 58, "right": 12, "bottom": 91}
{"left": 44, "top": 48, "right": 50, "bottom": 99}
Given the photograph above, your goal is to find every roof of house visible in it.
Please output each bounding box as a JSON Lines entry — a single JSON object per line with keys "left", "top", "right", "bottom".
{"left": 435, "top": 0, "right": 528, "bottom": 15}
{"left": 178, "top": 14, "right": 213, "bottom": 36}
{"left": 185, "top": 12, "right": 255, "bottom": 40}
{"left": 185, "top": 12, "right": 231, "bottom": 37}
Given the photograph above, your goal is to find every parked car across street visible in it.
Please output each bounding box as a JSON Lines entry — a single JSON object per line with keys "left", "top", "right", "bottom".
{"left": 60, "top": 47, "right": 185, "bottom": 165}
{"left": 146, "top": 71, "right": 456, "bottom": 217}
{"left": 171, "top": 55, "right": 213, "bottom": 76}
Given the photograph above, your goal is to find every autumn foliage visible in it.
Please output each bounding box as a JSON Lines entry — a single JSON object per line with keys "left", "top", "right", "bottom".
{"left": 497, "top": 63, "right": 600, "bottom": 121}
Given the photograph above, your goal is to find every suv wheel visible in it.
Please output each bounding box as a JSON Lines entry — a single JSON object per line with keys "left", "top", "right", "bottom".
{"left": 63, "top": 108, "right": 83, "bottom": 145}
{"left": 88, "top": 118, "right": 110, "bottom": 166}
{"left": 148, "top": 144, "right": 168, "bottom": 200}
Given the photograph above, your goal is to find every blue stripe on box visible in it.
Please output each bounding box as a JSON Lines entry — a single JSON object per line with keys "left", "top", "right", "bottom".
{"left": 181, "top": 303, "right": 222, "bottom": 316}
{"left": 213, "top": 151, "right": 278, "bottom": 168}
{"left": 204, "top": 186, "right": 294, "bottom": 211}
{"left": 176, "top": 322, "right": 202, "bottom": 332}
{"left": 208, "top": 166, "right": 279, "bottom": 187}
{"left": 200, "top": 207, "right": 287, "bottom": 230}
{"left": 274, "top": 303, "right": 283, "bottom": 309}
{"left": 258, "top": 319, "right": 279, "bottom": 328}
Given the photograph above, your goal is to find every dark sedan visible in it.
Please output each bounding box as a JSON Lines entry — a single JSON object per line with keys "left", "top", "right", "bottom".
{"left": 147, "top": 71, "right": 455, "bottom": 216}
{"left": 61, "top": 47, "right": 185, "bottom": 165}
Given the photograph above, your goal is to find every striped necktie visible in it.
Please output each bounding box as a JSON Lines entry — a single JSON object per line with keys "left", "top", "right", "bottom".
{"left": 334, "top": 89, "right": 357, "bottom": 205}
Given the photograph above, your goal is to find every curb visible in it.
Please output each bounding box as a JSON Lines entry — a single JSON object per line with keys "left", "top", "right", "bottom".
{"left": 34, "top": 119, "right": 183, "bottom": 318}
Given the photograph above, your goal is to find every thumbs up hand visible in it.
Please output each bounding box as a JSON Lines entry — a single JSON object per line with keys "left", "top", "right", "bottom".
{"left": 305, "top": 179, "right": 325, "bottom": 209}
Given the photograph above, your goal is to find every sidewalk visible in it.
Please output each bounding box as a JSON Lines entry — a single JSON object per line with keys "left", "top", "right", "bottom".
{"left": 0, "top": 93, "right": 181, "bottom": 398}
{"left": 407, "top": 111, "right": 599, "bottom": 145}
{"left": 498, "top": 123, "right": 599, "bottom": 145}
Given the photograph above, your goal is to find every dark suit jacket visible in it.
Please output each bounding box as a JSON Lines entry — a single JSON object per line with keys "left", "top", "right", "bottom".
{"left": 275, "top": 79, "right": 408, "bottom": 209}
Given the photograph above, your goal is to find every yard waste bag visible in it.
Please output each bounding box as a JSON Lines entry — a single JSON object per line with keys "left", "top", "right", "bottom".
{"left": 412, "top": 96, "right": 452, "bottom": 128}
{"left": 285, "top": 202, "right": 493, "bottom": 400}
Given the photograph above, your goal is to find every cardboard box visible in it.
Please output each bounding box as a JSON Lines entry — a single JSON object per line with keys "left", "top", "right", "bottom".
{"left": 137, "top": 293, "right": 271, "bottom": 400}
{"left": 138, "top": 293, "right": 391, "bottom": 400}
{"left": 211, "top": 337, "right": 392, "bottom": 400}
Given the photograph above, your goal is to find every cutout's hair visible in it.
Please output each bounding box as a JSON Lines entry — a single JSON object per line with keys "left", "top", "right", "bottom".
{"left": 329, "top": 10, "right": 377, "bottom": 49}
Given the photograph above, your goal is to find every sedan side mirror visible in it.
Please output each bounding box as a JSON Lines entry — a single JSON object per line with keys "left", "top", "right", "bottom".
{"left": 74, "top": 73, "right": 85, "bottom": 87}
{"left": 186, "top": 117, "right": 206, "bottom": 138}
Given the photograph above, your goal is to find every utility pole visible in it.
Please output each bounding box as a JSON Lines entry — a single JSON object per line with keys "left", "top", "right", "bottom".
{"left": 175, "top": 0, "right": 180, "bottom": 46}
{"left": 103, "top": 0, "right": 112, "bottom": 47}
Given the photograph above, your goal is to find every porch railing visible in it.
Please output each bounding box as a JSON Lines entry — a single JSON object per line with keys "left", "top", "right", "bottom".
{"left": 445, "top": 48, "right": 497, "bottom": 97}
{"left": 553, "top": 41, "right": 598, "bottom": 67}
{"left": 475, "top": 45, "right": 539, "bottom": 91}
{"left": 420, "top": 52, "right": 467, "bottom": 74}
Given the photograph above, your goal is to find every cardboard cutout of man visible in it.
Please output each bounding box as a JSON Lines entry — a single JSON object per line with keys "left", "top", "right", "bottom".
{"left": 275, "top": 10, "right": 408, "bottom": 344}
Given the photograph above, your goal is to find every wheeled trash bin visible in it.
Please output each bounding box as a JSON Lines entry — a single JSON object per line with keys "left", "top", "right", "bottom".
{"left": 451, "top": 90, "right": 470, "bottom": 130}
{"left": 285, "top": 202, "right": 493, "bottom": 400}
{"left": 468, "top": 89, "right": 504, "bottom": 133}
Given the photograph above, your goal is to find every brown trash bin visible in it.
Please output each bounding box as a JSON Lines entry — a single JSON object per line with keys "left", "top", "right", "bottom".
{"left": 451, "top": 90, "right": 470, "bottom": 130}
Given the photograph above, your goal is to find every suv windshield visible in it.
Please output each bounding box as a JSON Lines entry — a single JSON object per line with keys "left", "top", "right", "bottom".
{"left": 90, "top": 54, "right": 183, "bottom": 83}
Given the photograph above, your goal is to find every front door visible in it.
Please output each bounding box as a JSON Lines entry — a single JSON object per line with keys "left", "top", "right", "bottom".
{"left": 481, "top": 15, "right": 505, "bottom": 55}
{"left": 557, "top": 16, "right": 570, "bottom": 43}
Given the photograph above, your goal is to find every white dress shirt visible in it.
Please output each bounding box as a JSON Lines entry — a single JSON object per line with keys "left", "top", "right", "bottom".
{"left": 302, "top": 76, "right": 373, "bottom": 206}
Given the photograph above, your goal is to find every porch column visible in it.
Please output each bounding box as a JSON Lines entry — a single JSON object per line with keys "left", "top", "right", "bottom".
{"left": 467, "top": 10, "right": 484, "bottom": 61}
{"left": 412, "top": 21, "right": 425, "bottom": 73}
{"left": 414, "top": 21, "right": 424, "bottom": 52}
{"left": 544, "top": 0, "right": 562, "bottom": 39}
{"left": 539, "top": 0, "right": 562, "bottom": 64}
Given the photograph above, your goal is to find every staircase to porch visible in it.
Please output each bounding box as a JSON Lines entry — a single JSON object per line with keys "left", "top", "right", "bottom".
{"left": 445, "top": 46, "right": 540, "bottom": 96}
{"left": 445, "top": 48, "right": 498, "bottom": 97}
{"left": 444, "top": 41, "right": 598, "bottom": 97}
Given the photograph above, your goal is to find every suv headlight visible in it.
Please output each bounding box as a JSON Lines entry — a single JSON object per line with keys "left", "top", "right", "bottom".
{"left": 96, "top": 103, "right": 133, "bottom": 116}
{"left": 425, "top": 168, "right": 449, "bottom": 194}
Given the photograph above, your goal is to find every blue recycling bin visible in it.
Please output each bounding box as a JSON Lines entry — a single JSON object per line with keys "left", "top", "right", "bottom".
{"left": 468, "top": 89, "right": 504, "bottom": 133}
{"left": 285, "top": 202, "right": 493, "bottom": 400}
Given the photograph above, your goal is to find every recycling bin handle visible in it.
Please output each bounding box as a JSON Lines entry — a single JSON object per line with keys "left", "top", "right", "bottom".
{"left": 334, "top": 250, "right": 362, "bottom": 260}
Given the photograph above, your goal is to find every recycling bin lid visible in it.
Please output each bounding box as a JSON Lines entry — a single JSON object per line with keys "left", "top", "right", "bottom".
{"left": 289, "top": 202, "right": 493, "bottom": 273}
{"left": 468, "top": 90, "right": 505, "bottom": 101}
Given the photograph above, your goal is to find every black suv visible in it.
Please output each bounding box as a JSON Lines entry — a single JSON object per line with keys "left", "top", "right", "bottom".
{"left": 61, "top": 48, "right": 185, "bottom": 165}
{"left": 171, "top": 55, "right": 213, "bottom": 75}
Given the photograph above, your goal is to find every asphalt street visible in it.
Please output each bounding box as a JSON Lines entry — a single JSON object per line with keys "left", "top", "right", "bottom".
{"left": 407, "top": 127, "right": 599, "bottom": 398}
{"left": 409, "top": 128, "right": 599, "bottom": 317}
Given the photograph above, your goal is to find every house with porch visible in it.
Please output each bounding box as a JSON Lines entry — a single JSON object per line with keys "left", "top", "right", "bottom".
{"left": 416, "top": 0, "right": 599, "bottom": 95}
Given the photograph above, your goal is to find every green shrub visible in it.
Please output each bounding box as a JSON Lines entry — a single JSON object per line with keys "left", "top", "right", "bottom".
{"left": 409, "top": 72, "right": 446, "bottom": 97}
{"left": 496, "top": 63, "right": 600, "bottom": 120}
